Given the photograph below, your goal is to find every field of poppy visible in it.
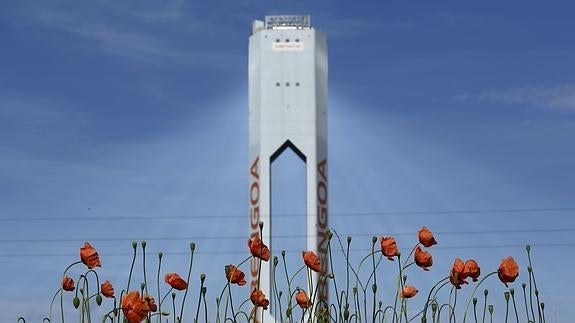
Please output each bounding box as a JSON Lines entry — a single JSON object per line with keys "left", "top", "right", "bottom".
{"left": 16, "top": 224, "right": 544, "bottom": 323}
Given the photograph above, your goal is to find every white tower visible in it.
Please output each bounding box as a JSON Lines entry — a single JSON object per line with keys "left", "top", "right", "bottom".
{"left": 249, "top": 15, "right": 328, "bottom": 321}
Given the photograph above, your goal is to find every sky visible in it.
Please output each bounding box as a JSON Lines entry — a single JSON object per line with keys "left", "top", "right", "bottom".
{"left": 1, "top": 0, "right": 575, "bottom": 321}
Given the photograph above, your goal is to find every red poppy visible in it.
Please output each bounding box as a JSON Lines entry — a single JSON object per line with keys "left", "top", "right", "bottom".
{"left": 80, "top": 242, "right": 101, "bottom": 269}
{"left": 164, "top": 273, "right": 189, "bottom": 290}
{"left": 121, "top": 291, "right": 150, "bottom": 323}
{"left": 498, "top": 256, "right": 519, "bottom": 287}
{"left": 401, "top": 285, "right": 418, "bottom": 298}
{"left": 295, "top": 290, "right": 311, "bottom": 309}
{"left": 414, "top": 246, "right": 433, "bottom": 271}
{"left": 380, "top": 236, "right": 399, "bottom": 261}
{"left": 248, "top": 237, "right": 271, "bottom": 261}
{"left": 144, "top": 295, "right": 157, "bottom": 312}
{"left": 418, "top": 226, "right": 437, "bottom": 247}
{"left": 464, "top": 259, "right": 481, "bottom": 282}
{"left": 62, "top": 276, "right": 75, "bottom": 291}
{"left": 450, "top": 258, "right": 469, "bottom": 289}
{"left": 250, "top": 289, "right": 270, "bottom": 310}
{"left": 101, "top": 280, "right": 114, "bottom": 298}
{"left": 302, "top": 251, "right": 322, "bottom": 273}
{"left": 226, "top": 265, "right": 247, "bottom": 286}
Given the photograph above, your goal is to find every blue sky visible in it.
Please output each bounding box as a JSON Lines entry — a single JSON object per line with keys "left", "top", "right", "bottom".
{"left": 1, "top": 0, "right": 575, "bottom": 321}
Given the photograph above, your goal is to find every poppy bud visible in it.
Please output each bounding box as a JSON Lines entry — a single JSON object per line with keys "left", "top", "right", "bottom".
{"left": 525, "top": 244, "right": 531, "bottom": 253}
{"left": 347, "top": 236, "right": 352, "bottom": 244}
{"left": 286, "top": 307, "right": 292, "bottom": 317}
{"left": 190, "top": 243, "right": 196, "bottom": 252}
{"left": 327, "top": 230, "right": 333, "bottom": 240}
{"left": 371, "top": 236, "right": 377, "bottom": 244}
{"left": 73, "top": 297, "right": 80, "bottom": 309}
{"left": 504, "top": 291, "right": 510, "bottom": 302}
{"left": 484, "top": 289, "right": 488, "bottom": 296}
{"left": 372, "top": 283, "right": 377, "bottom": 293}
{"left": 488, "top": 304, "right": 493, "bottom": 315}
{"left": 141, "top": 240, "right": 146, "bottom": 249}
{"left": 200, "top": 273, "right": 206, "bottom": 282}
{"left": 259, "top": 221, "right": 264, "bottom": 229}
{"left": 96, "top": 294, "right": 102, "bottom": 306}
{"left": 158, "top": 252, "right": 163, "bottom": 260}
{"left": 131, "top": 241, "right": 137, "bottom": 250}
{"left": 431, "top": 302, "right": 438, "bottom": 313}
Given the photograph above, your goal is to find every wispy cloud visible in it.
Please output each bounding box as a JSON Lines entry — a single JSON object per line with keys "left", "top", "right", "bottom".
{"left": 9, "top": 1, "right": 239, "bottom": 66}
{"left": 458, "top": 84, "right": 575, "bottom": 112}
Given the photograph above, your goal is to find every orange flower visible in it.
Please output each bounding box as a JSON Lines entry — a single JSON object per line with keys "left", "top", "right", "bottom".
{"left": 498, "top": 256, "right": 519, "bottom": 287}
{"left": 465, "top": 259, "right": 481, "bottom": 282}
{"left": 250, "top": 289, "right": 270, "bottom": 310}
{"left": 450, "top": 258, "right": 469, "bottom": 289}
{"left": 80, "top": 242, "right": 101, "bottom": 269}
{"left": 418, "top": 226, "right": 437, "bottom": 247}
{"left": 380, "top": 236, "right": 399, "bottom": 261}
{"left": 295, "top": 289, "right": 311, "bottom": 309}
{"left": 414, "top": 246, "right": 433, "bottom": 271}
{"left": 401, "top": 285, "right": 418, "bottom": 298}
{"left": 302, "top": 251, "right": 321, "bottom": 272}
{"left": 164, "top": 273, "right": 188, "bottom": 290}
{"left": 226, "top": 265, "right": 247, "bottom": 286}
{"left": 248, "top": 237, "right": 270, "bottom": 261}
{"left": 62, "top": 276, "right": 75, "bottom": 291}
{"left": 121, "top": 291, "right": 150, "bottom": 323}
{"left": 101, "top": 280, "right": 114, "bottom": 298}
{"left": 144, "top": 295, "right": 157, "bottom": 312}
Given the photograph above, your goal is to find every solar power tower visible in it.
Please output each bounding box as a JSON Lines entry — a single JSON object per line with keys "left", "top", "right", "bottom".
{"left": 248, "top": 15, "right": 328, "bottom": 321}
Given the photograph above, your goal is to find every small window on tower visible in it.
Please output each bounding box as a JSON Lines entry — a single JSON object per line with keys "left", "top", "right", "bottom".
{"left": 295, "top": 39, "right": 300, "bottom": 42}
{"left": 286, "top": 39, "right": 290, "bottom": 42}
{"left": 286, "top": 82, "right": 290, "bottom": 87}
{"left": 296, "top": 82, "right": 300, "bottom": 87}
{"left": 276, "top": 82, "right": 280, "bottom": 87}
{"left": 276, "top": 39, "right": 280, "bottom": 42}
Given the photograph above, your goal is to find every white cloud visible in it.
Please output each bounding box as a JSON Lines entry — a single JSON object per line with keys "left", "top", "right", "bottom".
{"left": 10, "top": 2, "right": 238, "bottom": 66}
{"left": 477, "top": 84, "right": 575, "bottom": 112}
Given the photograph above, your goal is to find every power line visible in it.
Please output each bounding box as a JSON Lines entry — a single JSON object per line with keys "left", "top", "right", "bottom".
{"left": 1, "top": 207, "right": 574, "bottom": 222}
{"left": 0, "top": 227, "right": 574, "bottom": 244}
{"left": 0, "top": 242, "right": 573, "bottom": 258}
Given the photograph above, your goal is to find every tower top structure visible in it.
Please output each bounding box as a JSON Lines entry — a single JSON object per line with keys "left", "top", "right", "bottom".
{"left": 265, "top": 15, "right": 311, "bottom": 29}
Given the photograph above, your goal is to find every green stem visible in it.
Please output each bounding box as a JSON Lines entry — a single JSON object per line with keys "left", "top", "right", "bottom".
{"left": 421, "top": 277, "right": 450, "bottom": 321}
{"left": 510, "top": 290, "right": 519, "bottom": 323}
{"left": 126, "top": 241, "right": 138, "bottom": 292}
{"left": 522, "top": 284, "right": 530, "bottom": 322}
{"left": 141, "top": 241, "right": 148, "bottom": 295}
{"left": 156, "top": 252, "right": 163, "bottom": 323}
{"left": 194, "top": 275, "right": 206, "bottom": 322}
{"left": 179, "top": 243, "right": 196, "bottom": 322}
{"left": 482, "top": 291, "right": 488, "bottom": 323}
{"left": 462, "top": 271, "right": 497, "bottom": 323}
